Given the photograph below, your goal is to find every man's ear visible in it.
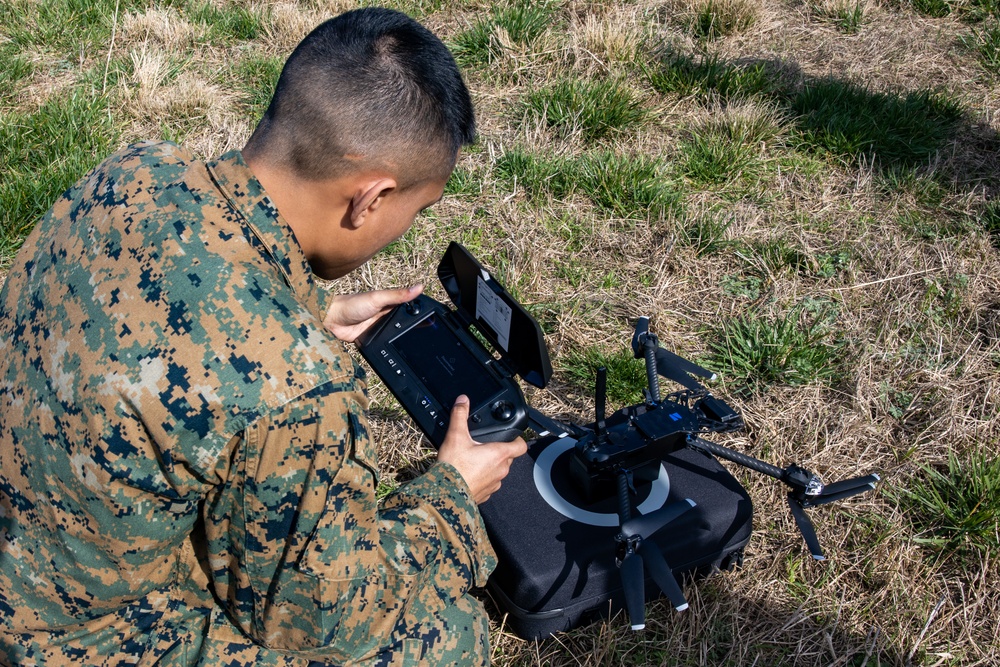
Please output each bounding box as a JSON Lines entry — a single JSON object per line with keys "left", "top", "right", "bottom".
{"left": 349, "top": 177, "right": 396, "bottom": 228}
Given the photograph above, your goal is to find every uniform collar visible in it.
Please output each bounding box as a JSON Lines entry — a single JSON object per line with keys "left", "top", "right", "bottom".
{"left": 205, "top": 149, "right": 325, "bottom": 318}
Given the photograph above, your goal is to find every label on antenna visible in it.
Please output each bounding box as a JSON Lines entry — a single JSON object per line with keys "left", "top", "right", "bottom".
{"left": 476, "top": 275, "right": 512, "bottom": 351}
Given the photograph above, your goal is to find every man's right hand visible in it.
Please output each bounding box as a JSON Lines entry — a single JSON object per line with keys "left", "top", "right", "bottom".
{"left": 436, "top": 395, "right": 527, "bottom": 504}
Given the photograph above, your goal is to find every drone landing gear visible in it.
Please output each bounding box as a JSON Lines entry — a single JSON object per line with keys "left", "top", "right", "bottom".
{"left": 614, "top": 470, "right": 695, "bottom": 630}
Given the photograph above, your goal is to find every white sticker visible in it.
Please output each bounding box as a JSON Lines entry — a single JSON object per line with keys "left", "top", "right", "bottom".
{"left": 475, "top": 275, "right": 513, "bottom": 351}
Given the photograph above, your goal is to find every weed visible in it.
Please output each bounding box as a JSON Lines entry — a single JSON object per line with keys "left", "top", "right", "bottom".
{"left": 814, "top": 249, "right": 851, "bottom": 278}
{"left": 791, "top": 81, "right": 963, "bottom": 168}
{"left": 720, "top": 274, "right": 764, "bottom": 300}
{"left": 523, "top": 79, "right": 648, "bottom": 142}
{"left": 451, "top": 1, "right": 556, "bottom": 69}
{"left": 893, "top": 449, "right": 1000, "bottom": 565}
{"left": 880, "top": 383, "right": 915, "bottom": 420}
{"left": 561, "top": 347, "right": 648, "bottom": 408}
{"left": 704, "top": 305, "right": 842, "bottom": 391}
{"left": 921, "top": 274, "right": 969, "bottom": 324}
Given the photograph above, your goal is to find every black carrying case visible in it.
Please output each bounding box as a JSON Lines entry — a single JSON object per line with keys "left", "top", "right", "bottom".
{"left": 479, "top": 437, "right": 753, "bottom": 639}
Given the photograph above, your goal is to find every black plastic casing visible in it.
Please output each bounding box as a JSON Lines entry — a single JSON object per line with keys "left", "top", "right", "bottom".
{"left": 356, "top": 243, "right": 552, "bottom": 446}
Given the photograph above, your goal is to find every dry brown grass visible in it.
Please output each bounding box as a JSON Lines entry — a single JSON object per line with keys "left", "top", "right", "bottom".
{"left": 3, "top": 0, "right": 999, "bottom": 664}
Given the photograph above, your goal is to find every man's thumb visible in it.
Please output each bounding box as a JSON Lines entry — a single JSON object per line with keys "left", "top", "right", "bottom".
{"left": 447, "top": 395, "right": 471, "bottom": 436}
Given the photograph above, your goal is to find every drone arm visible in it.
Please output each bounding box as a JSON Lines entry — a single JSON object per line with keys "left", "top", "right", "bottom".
{"left": 642, "top": 338, "right": 661, "bottom": 404}
{"left": 688, "top": 436, "right": 785, "bottom": 479}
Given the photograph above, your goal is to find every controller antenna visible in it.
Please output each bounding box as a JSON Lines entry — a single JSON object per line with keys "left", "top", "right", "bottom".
{"left": 595, "top": 366, "right": 608, "bottom": 440}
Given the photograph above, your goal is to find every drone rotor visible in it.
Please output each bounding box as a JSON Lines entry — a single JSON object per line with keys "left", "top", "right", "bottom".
{"left": 616, "top": 496, "right": 696, "bottom": 629}
{"left": 787, "top": 473, "right": 881, "bottom": 560}
{"left": 632, "top": 317, "right": 717, "bottom": 393}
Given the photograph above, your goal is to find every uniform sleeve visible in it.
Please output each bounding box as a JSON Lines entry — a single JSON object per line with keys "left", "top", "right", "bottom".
{"left": 203, "top": 376, "right": 496, "bottom": 661}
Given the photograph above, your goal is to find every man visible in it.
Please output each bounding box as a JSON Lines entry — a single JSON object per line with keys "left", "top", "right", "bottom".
{"left": 0, "top": 8, "right": 526, "bottom": 665}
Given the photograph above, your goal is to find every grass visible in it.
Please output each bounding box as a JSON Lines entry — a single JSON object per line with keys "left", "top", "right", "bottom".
{"left": 450, "top": 0, "right": 557, "bottom": 69}
{"left": 704, "top": 305, "right": 843, "bottom": 392}
{"left": 790, "top": 82, "right": 963, "bottom": 168}
{"left": 962, "top": 19, "right": 1000, "bottom": 75}
{"left": 683, "top": 0, "right": 759, "bottom": 41}
{"left": 560, "top": 347, "right": 649, "bottom": 408}
{"left": 646, "top": 49, "right": 778, "bottom": 101}
{"left": 809, "top": 0, "right": 871, "bottom": 33}
{"left": 522, "top": 79, "right": 649, "bottom": 142}
{"left": 0, "top": 92, "right": 118, "bottom": 267}
{"left": 495, "top": 148, "right": 682, "bottom": 220}
{"left": 894, "top": 449, "right": 1000, "bottom": 566}
{"left": 3, "top": 0, "right": 1000, "bottom": 664}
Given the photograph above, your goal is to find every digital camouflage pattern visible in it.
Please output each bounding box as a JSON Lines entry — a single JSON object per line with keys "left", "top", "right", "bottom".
{"left": 0, "top": 142, "right": 495, "bottom": 665}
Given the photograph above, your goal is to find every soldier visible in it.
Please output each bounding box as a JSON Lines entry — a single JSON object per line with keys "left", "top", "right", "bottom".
{"left": 0, "top": 7, "right": 526, "bottom": 666}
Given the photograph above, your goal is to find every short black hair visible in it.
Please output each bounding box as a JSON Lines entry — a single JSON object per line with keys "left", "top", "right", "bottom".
{"left": 245, "top": 8, "right": 475, "bottom": 184}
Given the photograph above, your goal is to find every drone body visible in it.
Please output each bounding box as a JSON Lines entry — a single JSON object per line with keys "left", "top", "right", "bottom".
{"left": 496, "top": 316, "right": 880, "bottom": 633}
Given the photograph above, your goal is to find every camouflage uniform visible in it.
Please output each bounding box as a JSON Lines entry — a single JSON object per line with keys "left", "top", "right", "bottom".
{"left": 0, "top": 142, "right": 495, "bottom": 666}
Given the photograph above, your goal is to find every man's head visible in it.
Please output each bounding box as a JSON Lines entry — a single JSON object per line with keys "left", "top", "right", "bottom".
{"left": 243, "top": 8, "right": 475, "bottom": 279}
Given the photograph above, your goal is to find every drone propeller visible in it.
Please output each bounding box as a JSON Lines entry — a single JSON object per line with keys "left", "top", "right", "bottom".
{"left": 632, "top": 317, "right": 716, "bottom": 393}
{"left": 785, "top": 472, "right": 881, "bottom": 560}
{"left": 616, "top": 497, "right": 695, "bottom": 629}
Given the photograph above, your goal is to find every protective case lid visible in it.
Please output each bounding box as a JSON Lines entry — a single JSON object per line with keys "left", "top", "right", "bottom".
{"left": 437, "top": 242, "right": 552, "bottom": 388}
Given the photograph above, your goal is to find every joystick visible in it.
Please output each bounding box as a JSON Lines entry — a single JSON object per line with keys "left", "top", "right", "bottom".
{"left": 492, "top": 400, "right": 515, "bottom": 422}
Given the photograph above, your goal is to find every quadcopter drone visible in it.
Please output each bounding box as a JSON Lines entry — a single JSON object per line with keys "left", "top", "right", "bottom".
{"left": 528, "top": 316, "right": 880, "bottom": 630}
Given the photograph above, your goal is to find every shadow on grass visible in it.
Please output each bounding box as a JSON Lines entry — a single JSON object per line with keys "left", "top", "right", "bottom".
{"left": 482, "top": 581, "right": 913, "bottom": 666}
{"left": 647, "top": 48, "right": 1000, "bottom": 204}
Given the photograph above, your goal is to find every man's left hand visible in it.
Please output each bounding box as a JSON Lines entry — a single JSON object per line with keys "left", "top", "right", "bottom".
{"left": 323, "top": 284, "right": 423, "bottom": 342}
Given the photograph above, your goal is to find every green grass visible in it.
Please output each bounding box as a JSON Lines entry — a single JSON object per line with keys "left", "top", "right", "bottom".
{"left": 894, "top": 449, "right": 1000, "bottom": 566}
{"left": 560, "top": 346, "right": 648, "bottom": 408}
{"left": 679, "top": 108, "right": 784, "bottom": 185}
{"left": 962, "top": 20, "right": 1000, "bottom": 75}
{"left": 234, "top": 53, "right": 284, "bottom": 122}
{"left": 0, "top": 0, "right": 148, "bottom": 56}
{"left": 704, "top": 306, "right": 843, "bottom": 392}
{"left": 186, "top": 2, "right": 270, "bottom": 42}
{"left": 735, "top": 237, "right": 812, "bottom": 276}
{"left": 790, "top": 81, "right": 963, "bottom": 168}
{"left": 0, "top": 91, "right": 118, "bottom": 268}
{"left": 523, "top": 79, "right": 649, "bottom": 142}
{"left": 495, "top": 148, "right": 683, "bottom": 220}
{"left": 686, "top": 0, "right": 758, "bottom": 41}
{"left": 680, "top": 208, "right": 735, "bottom": 257}
{"left": 811, "top": 0, "right": 869, "bottom": 33}
{"left": 450, "top": 0, "right": 557, "bottom": 68}
{"left": 645, "top": 50, "right": 778, "bottom": 102}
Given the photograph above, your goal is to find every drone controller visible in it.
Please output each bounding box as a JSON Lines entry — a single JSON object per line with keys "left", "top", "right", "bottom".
{"left": 357, "top": 243, "right": 552, "bottom": 446}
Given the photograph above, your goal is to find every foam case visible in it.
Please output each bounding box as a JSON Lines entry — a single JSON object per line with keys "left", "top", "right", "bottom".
{"left": 479, "top": 438, "right": 753, "bottom": 639}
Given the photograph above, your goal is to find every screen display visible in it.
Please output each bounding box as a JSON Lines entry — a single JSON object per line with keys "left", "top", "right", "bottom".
{"left": 392, "top": 313, "right": 503, "bottom": 409}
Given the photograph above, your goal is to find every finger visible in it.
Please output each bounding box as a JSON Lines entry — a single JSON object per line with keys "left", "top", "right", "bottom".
{"left": 446, "top": 395, "right": 471, "bottom": 439}
{"left": 375, "top": 284, "right": 423, "bottom": 309}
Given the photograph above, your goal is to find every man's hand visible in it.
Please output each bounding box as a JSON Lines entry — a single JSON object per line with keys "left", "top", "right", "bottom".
{"left": 436, "top": 396, "right": 528, "bottom": 504}
{"left": 323, "top": 285, "right": 423, "bottom": 343}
